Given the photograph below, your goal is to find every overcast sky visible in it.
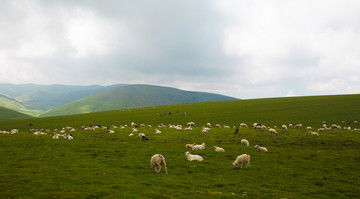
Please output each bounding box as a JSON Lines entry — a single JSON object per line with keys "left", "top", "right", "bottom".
{"left": 1, "top": 0, "right": 360, "bottom": 99}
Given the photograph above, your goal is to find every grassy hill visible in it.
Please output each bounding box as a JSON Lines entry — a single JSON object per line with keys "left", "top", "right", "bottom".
{"left": 0, "top": 94, "right": 43, "bottom": 116}
{"left": 40, "top": 84, "right": 238, "bottom": 117}
{"left": 0, "top": 106, "right": 33, "bottom": 121}
{"left": 0, "top": 94, "right": 359, "bottom": 198}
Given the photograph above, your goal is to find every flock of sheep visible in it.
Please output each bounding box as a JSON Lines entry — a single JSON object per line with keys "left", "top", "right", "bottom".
{"left": 1, "top": 120, "right": 359, "bottom": 175}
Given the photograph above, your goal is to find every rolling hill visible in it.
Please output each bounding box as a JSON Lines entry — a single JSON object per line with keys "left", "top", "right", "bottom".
{"left": 40, "top": 84, "right": 238, "bottom": 117}
{"left": 0, "top": 83, "right": 125, "bottom": 116}
{"left": 0, "top": 106, "right": 33, "bottom": 121}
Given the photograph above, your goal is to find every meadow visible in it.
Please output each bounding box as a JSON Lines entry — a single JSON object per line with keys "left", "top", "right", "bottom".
{"left": 1, "top": 94, "right": 360, "bottom": 198}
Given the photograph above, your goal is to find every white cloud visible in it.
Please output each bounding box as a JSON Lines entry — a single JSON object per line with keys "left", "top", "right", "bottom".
{"left": 307, "top": 79, "right": 360, "bottom": 95}
{"left": 286, "top": 91, "right": 297, "bottom": 97}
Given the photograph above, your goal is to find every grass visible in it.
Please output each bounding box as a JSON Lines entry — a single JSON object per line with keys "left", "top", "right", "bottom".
{"left": 0, "top": 94, "right": 360, "bottom": 198}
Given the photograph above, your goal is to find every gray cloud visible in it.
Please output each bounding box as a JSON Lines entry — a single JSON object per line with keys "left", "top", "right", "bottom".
{"left": 1, "top": 0, "right": 360, "bottom": 99}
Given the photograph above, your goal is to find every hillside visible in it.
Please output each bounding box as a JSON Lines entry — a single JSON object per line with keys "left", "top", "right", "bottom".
{"left": 0, "top": 83, "right": 125, "bottom": 112}
{"left": 40, "top": 84, "right": 238, "bottom": 117}
{"left": 0, "top": 94, "right": 43, "bottom": 116}
{"left": 0, "top": 106, "right": 33, "bottom": 121}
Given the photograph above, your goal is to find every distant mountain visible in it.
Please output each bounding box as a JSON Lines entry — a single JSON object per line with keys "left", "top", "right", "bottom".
{"left": 0, "top": 106, "right": 33, "bottom": 121}
{"left": 41, "top": 84, "right": 238, "bottom": 117}
{"left": 0, "top": 83, "right": 126, "bottom": 115}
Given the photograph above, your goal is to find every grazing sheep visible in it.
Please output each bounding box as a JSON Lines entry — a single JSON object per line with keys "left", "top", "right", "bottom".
{"left": 67, "top": 134, "right": 73, "bottom": 140}
{"left": 128, "top": 132, "right": 134, "bottom": 136}
{"left": 294, "top": 124, "right": 303, "bottom": 129}
{"left": 215, "top": 124, "right": 221, "bottom": 128}
{"left": 192, "top": 143, "right": 206, "bottom": 151}
{"left": 155, "top": 129, "right": 162, "bottom": 134}
{"left": 213, "top": 146, "right": 225, "bottom": 152}
{"left": 240, "top": 123, "right": 248, "bottom": 128}
{"left": 52, "top": 133, "right": 59, "bottom": 139}
{"left": 282, "top": 125, "right": 288, "bottom": 131}
{"left": 308, "top": 131, "right": 319, "bottom": 136}
{"left": 150, "top": 154, "right": 168, "bottom": 174}
{"left": 223, "top": 125, "right": 230, "bottom": 128}
{"left": 201, "top": 127, "right": 211, "bottom": 133}
{"left": 354, "top": 121, "right": 358, "bottom": 125}
{"left": 233, "top": 154, "right": 251, "bottom": 169}
{"left": 184, "top": 126, "right": 192, "bottom": 130}
{"left": 317, "top": 128, "right": 325, "bottom": 132}
{"left": 207, "top": 123, "right": 212, "bottom": 128}
{"left": 289, "top": 124, "right": 293, "bottom": 129}
{"left": 269, "top": 128, "right": 278, "bottom": 135}
{"left": 254, "top": 145, "right": 268, "bottom": 152}
{"left": 187, "top": 122, "right": 195, "bottom": 127}
{"left": 10, "top": 129, "right": 18, "bottom": 134}
{"left": 241, "top": 139, "right": 249, "bottom": 147}
{"left": 132, "top": 128, "right": 139, "bottom": 133}
{"left": 185, "top": 151, "right": 203, "bottom": 162}
{"left": 185, "top": 144, "right": 195, "bottom": 149}
{"left": 138, "top": 133, "right": 145, "bottom": 137}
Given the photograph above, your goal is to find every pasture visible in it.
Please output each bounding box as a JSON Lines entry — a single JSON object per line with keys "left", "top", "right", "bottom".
{"left": 1, "top": 94, "right": 360, "bottom": 198}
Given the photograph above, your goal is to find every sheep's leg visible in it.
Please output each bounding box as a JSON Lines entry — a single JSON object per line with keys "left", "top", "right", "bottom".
{"left": 157, "top": 165, "right": 161, "bottom": 173}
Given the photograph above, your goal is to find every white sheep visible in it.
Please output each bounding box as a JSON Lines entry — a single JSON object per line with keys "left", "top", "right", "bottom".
{"left": 155, "top": 129, "right": 162, "bottom": 134}
{"left": 207, "top": 123, "right": 212, "bottom": 128}
{"left": 223, "top": 125, "right": 230, "bottom": 128}
{"left": 282, "top": 125, "right": 288, "bottom": 131}
{"left": 67, "top": 134, "right": 73, "bottom": 140}
{"left": 150, "top": 154, "right": 168, "bottom": 174}
{"left": 52, "top": 133, "right": 59, "bottom": 139}
{"left": 128, "top": 132, "right": 134, "bottom": 136}
{"left": 187, "top": 122, "right": 195, "bottom": 127}
{"left": 233, "top": 154, "right": 251, "bottom": 169}
{"left": 185, "top": 144, "right": 195, "bottom": 149}
{"left": 269, "top": 128, "right": 278, "bottom": 135}
{"left": 138, "top": 133, "right": 145, "bottom": 137}
{"left": 201, "top": 127, "right": 210, "bottom": 133}
{"left": 10, "top": 129, "right": 18, "bottom": 134}
{"left": 212, "top": 146, "right": 225, "bottom": 152}
{"left": 215, "top": 124, "right": 221, "bottom": 128}
{"left": 308, "top": 131, "right": 319, "bottom": 136}
{"left": 192, "top": 143, "right": 206, "bottom": 151}
{"left": 254, "top": 145, "right": 268, "bottom": 152}
{"left": 240, "top": 123, "right": 248, "bottom": 128}
{"left": 241, "top": 139, "right": 249, "bottom": 147}
{"left": 294, "top": 124, "right": 303, "bottom": 129}
{"left": 185, "top": 151, "right": 203, "bottom": 161}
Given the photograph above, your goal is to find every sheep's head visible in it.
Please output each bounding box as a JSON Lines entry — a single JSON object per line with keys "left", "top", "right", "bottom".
{"left": 212, "top": 146, "right": 216, "bottom": 149}
{"left": 254, "top": 145, "right": 259, "bottom": 148}
{"left": 185, "top": 151, "right": 190, "bottom": 156}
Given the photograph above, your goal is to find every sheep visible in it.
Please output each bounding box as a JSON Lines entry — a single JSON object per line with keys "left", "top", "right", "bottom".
{"left": 184, "top": 126, "right": 192, "bottom": 130}
{"left": 150, "top": 154, "right": 168, "bottom": 174}
{"left": 185, "top": 151, "right": 203, "bottom": 162}
{"left": 294, "top": 124, "right": 303, "bottom": 129}
{"left": 185, "top": 144, "right": 195, "bottom": 149}
{"left": 192, "top": 143, "right": 206, "bottom": 151}
{"left": 254, "top": 145, "right": 268, "bottom": 152}
{"left": 155, "top": 129, "right": 162, "bottom": 134}
{"left": 142, "top": 135, "right": 149, "bottom": 140}
{"left": 223, "top": 125, "right": 230, "bottom": 128}
{"left": 289, "top": 123, "right": 293, "bottom": 129}
{"left": 138, "top": 133, "right": 145, "bottom": 137}
{"left": 108, "top": 130, "right": 115, "bottom": 134}
{"left": 207, "top": 123, "right": 212, "bottom": 128}
{"left": 213, "top": 146, "right": 225, "bottom": 152}
{"left": 308, "top": 131, "right": 319, "bottom": 136}
{"left": 282, "top": 125, "right": 288, "bottom": 131}
{"left": 241, "top": 139, "right": 249, "bottom": 147}
{"left": 10, "top": 129, "right": 18, "bottom": 134}
{"left": 215, "top": 124, "right": 221, "bottom": 128}
{"left": 128, "top": 132, "right": 134, "bottom": 136}
{"left": 67, "top": 134, "right": 73, "bottom": 140}
{"left": 269, "top": 128, "right": 278, "bottom": 135}
{"left": 233, "top": 154, "right": 251, "bottom": 169}
{"left": 240, "top": 123, "right": 248, "bottom": 128}
{"left": 132, "top": 128, "right": 139, "bottom": 133}
{"left": 52, "top": 133, "right": 59, "bottom": 139}
{"left": 354, "top": 120, "right": 358, "bottom": 125}
{"left": 187, "top": 122, "right": 195, "bottom": 127}
{"left": 201, "top": 127, "right": 210, "bottom": 133}
{"left": 317, "top": 128, "right": 325, "bottom": 132}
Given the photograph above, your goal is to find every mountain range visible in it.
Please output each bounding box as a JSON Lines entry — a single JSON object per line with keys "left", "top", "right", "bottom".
{"left": 0, "top": 83, "right": 237, "bottom": 118}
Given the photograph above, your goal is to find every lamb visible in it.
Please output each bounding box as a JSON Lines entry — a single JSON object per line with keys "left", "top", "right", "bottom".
{"left": 308, "top": 131, "right": 319, "bottom": 136}
{"left": 241, "top": 139, "right": 249, "bottom": 147}
{"left": 212, "top": 146, "right": 225, "bottom": 152}
{"left": 269, "top": 128, "right": 278, "bottom": 135}
{"left": 192, "top": 143, "right": 206, "bottom": 151}
{"left": 150, "top": 154, "right": 168, "bottom": 174}
{"left": 185, "top": 151, "right": 203, "bottom": 161}
{"left": 233, "top": 154, "right": 251, "bottom": 169}
{"left": 254, "top": 145, "right": 268, "bottom": 152}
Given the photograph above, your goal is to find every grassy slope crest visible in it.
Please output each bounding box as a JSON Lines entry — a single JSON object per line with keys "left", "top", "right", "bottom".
{"left": 0, "top": 106, "right": 33, "bottom": 121}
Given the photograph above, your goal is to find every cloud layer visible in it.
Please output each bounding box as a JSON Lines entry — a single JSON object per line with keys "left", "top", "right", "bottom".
{"left": 1, "top": 0, "right": 360, "bottom": 98}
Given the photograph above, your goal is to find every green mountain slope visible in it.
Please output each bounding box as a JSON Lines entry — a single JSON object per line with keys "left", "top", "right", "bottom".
{"left": 0, "top": 83, "right": 125, "bottom": 111}
{"left": 0, "top": 106, "right": 33, "bottom": 121}
{"left": 40, "top": 84, "right": 237, "bottom": 117}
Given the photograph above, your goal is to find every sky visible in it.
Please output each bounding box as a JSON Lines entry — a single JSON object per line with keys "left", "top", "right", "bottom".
{"left": 1, "top": 0, "right": 360, "bottom": 99}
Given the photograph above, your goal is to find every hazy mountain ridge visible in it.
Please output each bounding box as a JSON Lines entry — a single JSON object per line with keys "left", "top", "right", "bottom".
{"left": 0, "top": 83, "right": 237, "bottom": 118}
{"left": 40, "top": 84, "right": 238, "bottom": 117}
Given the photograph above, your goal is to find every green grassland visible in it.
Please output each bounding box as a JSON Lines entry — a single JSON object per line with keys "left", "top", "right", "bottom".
{"left": 0, "top": 106, "right": 34, "bottom": 121}
{"left": 0, "top": 94, "right": 360, "bottom": 198}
